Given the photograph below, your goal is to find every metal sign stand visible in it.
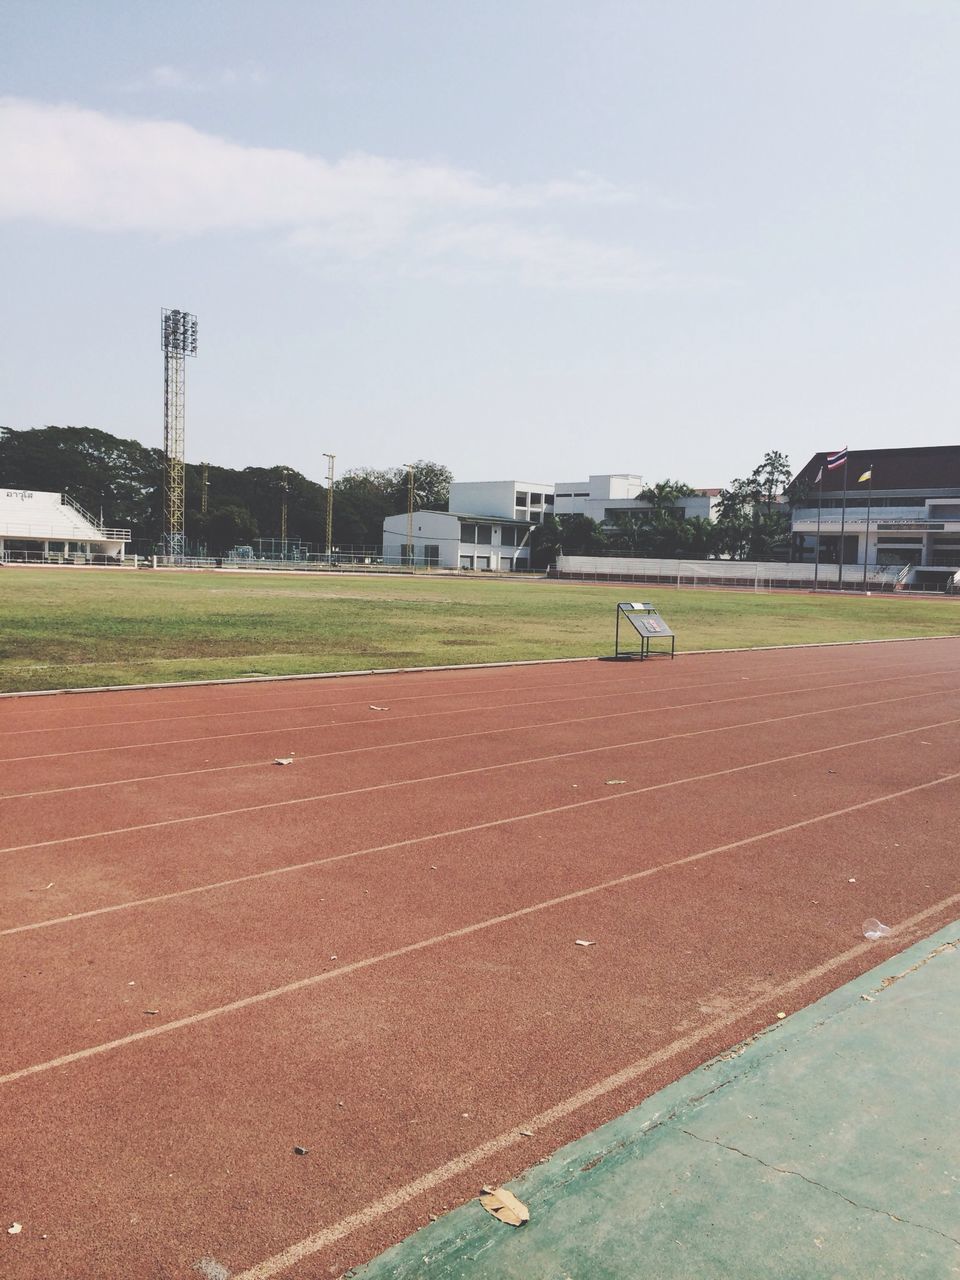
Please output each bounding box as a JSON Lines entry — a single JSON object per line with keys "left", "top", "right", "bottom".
{"left": 615, "top": 602, "right": 676, "bottom": 660}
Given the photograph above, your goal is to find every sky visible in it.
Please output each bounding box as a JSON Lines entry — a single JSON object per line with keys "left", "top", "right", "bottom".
{"left": 1, "top": 0, "right": 958, "bottom": 491}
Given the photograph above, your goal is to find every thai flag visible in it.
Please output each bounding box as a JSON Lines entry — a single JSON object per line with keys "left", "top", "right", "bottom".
{"left": 826, "top": 447, "right": 848, "bottom": 470}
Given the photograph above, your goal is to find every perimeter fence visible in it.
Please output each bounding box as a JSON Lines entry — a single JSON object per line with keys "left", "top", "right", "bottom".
{"left": 552, "top": 555, "right": 909, "bottom": 592}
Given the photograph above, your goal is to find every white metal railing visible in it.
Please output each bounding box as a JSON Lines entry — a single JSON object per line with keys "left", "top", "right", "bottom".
{"left": 0, "top": 521, "right": 130, "bottom": 541}
{"left": 61, "top": 491, "right": 99, "bottom": 524}
{"left": 59, "top": 493, "right": 130, "bottom": 541}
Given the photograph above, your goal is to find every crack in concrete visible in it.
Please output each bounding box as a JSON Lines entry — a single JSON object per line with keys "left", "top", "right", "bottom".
{"left": 680, "top": 1129, "right": 960, "bottom": 1248}
{"left": 870, "top": 939, "right": 958, "bottom": 995}
{"left": 554, "top": 1077, "right": 744, "bottom": 1187}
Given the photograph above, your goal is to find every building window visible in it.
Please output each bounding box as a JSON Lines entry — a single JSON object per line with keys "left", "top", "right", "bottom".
{"left": 424, "top": 544, "right": 440, "bottom": 566}
{"left": 459, "top": 554, "right": 473, "bottom": 570}
{"left": 555, "top": 492, "right": 572, "bottom": 498}
{"left": 501, "top": 526, "right": 517, "bottom": 547}
{"left": 475, "top": 555, "right": 490, "bottom": 570}
{"left": 543, "top": 494, "right": 554, "bottom": 505}
{"left": 529, "top": 512, "right": 541, "bottom": 524}
{"left": 530, "top": 492, "right": 542, "bottom": 505}
{"left": 460, "top": 522, "right": 476, "bottom": 543}
{"left": 476, "top": 523, "right": 492, "bottom": 544}
{"left": 515, "top": 491, "right": 528, "bottom": 505}
{"left": 574, "top": 491, "right": 589, "bottom": 497}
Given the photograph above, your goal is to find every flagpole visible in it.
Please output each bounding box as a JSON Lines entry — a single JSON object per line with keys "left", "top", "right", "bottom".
{"left": 814, "top": 464, "right": 823, "bottom": 591}
{"left": 861, "top": 464, "right": 873, "bottom": 591}
{"left": 838, "top": 458, "right": 848, "bottom": 590}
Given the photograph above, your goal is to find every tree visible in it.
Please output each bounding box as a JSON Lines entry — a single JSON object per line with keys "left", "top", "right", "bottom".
{"left": 605, "top": 479, "right": 711, "bottom": 559}
{"left": 0, "top": 425, "right": 453, "bottom": 555}
{"left": 750, "top": 451, "right": 792, "bottom": 516}
{"left": 715, "top": 452, "right": 793, "bottom": 560}
{"left": 197, "top": 504, "right": 259, "bottom": 554}
{"left": 638, "top": 479, "right": 696, "bottom": 511}
{"left": 529, "top": 513, "right": 607, "bottom": 568}
{"left": 336, "top": 460, "right": 453, "bottom": 546}
{"left": 0, "top": 424, "right": 164, "bottom": 541}
{"left": 529, "top": 514, "right": 563, "bottom": 570}
{"left": 388, "top": 460, "right": 453, "bottom": 512}
{"left": 680, "top": 516, "right": 717, "bottom": 558}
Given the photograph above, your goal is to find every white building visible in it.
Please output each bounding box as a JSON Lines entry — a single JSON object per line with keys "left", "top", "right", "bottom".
{"left": 0, "top": 489, "right": 130, "bottom": 561}
{"left": 382, "top": 510, "right": 535, "bottom": 571}
{"left": 554, "top": 474, "right": 717, "bottom": 524}
{"left": 447, "top": 480, "right": 554, "bottom": 525}
{"left": 789, "top": 446, "right": 960, "bottom": 589}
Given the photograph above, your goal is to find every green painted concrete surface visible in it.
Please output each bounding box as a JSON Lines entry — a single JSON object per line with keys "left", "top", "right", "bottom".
{"left": 354, "top": 924, "right": 960, "bottom": 1280}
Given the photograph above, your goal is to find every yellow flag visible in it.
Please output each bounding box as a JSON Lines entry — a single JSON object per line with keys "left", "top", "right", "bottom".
{"left": 858, "top": 469, "right": 872, "bottom": 483}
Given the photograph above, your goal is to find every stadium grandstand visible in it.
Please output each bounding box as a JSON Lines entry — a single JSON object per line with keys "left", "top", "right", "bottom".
{"left": 0, "top": 488, "right": 129, "bottom": 563}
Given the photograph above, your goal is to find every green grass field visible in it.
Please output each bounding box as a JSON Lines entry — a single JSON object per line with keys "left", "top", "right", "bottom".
{"left": 2, "top": 567, "right": 959, "bottom": 693}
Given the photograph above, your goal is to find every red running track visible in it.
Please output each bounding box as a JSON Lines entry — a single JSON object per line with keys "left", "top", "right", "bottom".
{"left": 2, "top": 638, "right": 960, "bottom": 1279}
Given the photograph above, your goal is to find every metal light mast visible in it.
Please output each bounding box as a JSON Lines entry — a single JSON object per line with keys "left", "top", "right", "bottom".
{"left": 201, "top": 462, "right": 209, "bottom": 515}
{"left": 161, "top": 308, "right": 198, "bottom": 559}
{"left": 323, "top": 452, "right": 335, "bottom": 562}
{"left": 406, "top": 465, "right": 415, "bottom": 568}
{"left": 280, "top": 470, "right": 289, "bottom": 546}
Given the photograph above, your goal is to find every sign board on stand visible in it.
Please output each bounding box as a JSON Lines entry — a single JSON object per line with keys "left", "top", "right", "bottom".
{"left": 614, "top": 601, "right": 676, "bottom": 660}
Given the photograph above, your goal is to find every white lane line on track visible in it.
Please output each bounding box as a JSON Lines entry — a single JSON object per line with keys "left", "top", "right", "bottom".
{"left": 4, "top": 714, "right": 959, "bottom": 938}
{"left": 0, "top": 667, "right": 638, "bottom": 740}
{"left": 2, "top": 701, "right": 959, "bottom": 867}
{"left": 0, "top": 652, "right": 927, "bottom": 763}
{"left": 231, "top": 896, "right": 960, "bottom": 1280}
{"left": 0, "top": 649, "right": 941, "bottom": 749}
{"left": 6, "top": 631, "right": 955, "bottom": 715}
{"left": 0, "top": 661, "right": 729, "bottom": 739}
{"left": 2, "top": 781, "right": 958, "bottom": 1089}
{"left": 3, "top": 661, "right": 958, "bottom": 782}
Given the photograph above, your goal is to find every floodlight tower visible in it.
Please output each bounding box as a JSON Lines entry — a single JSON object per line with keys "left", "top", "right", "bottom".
{"left": 323, "top": 452, "right": 335, "bottom": 561}
{"left": 280, "top": 469, "right": 289, "bottom": 546}
{"left": 161, "top": 308, "right": 198, "bottom": 559}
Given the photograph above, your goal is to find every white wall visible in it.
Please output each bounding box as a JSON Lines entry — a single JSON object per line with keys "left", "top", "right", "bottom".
{"left": 383, "top": 510, "right": 534, "bottom": 571}
{"left": 449, "top": 479, "right": 554, "bottom": 524}
{"left": 554, "top": 474, "right": 645, "bottom": 516}
{"left": 383, "top": 510, "right": 460, "bottom": 567}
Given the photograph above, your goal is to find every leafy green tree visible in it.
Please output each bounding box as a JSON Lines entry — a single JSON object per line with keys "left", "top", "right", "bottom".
{"left": 606, "top": 479, "right": 712, "bottom": 558}
{"left": 0, "top": 425, "right": 452, "bottom": 554}
{"left": 529, "top": 513, "right": 606, "bottom": 568}
{"left": 638, "top": 479, "right": 696, "bottom": 511}
{"left": 335, "top": 460, "right": 453, "bottom": 546}
{"left": 750, "top": 450, "right": 792, "bottom": 515}
{"left": 388, "top": 460, "right": 453, "bottom": 512}
{"left": 197, "top": 504, "right": 260, "bottom": 554}
{"left": 0, "top": 424, "right": 163, "bottom": 540}
{"left": 679, "top": 515, "right": 717, "bottom": 558}
{"left": 529, "top": 514, "right": 563, "bottom": 569}
{"left": 715, "top": 451, "right": 793, "bottom": 560}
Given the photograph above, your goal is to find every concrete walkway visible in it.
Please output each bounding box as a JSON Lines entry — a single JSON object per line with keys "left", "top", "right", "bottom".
{"left": 352, "top": 922, "right": 960, "bottom": 1280}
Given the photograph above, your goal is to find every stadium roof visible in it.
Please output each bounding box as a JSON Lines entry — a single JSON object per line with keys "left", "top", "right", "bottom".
{"left": 789, "top": 445, "right": 960, "bottom": 494}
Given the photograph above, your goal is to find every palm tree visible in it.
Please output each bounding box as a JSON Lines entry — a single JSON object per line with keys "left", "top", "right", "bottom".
{"left": 638, "top": 479, "right": 696, "bottom": 513}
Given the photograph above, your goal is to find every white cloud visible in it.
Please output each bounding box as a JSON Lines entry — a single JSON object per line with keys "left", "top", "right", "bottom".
{"left": 0, "top": 97, "right": 678, "bottom": 290}
{"left": 123, "top": 64, "right": 268, "bottom": 93}
{"left": 416, "top": 222, "right": 665, "bottom": 291}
